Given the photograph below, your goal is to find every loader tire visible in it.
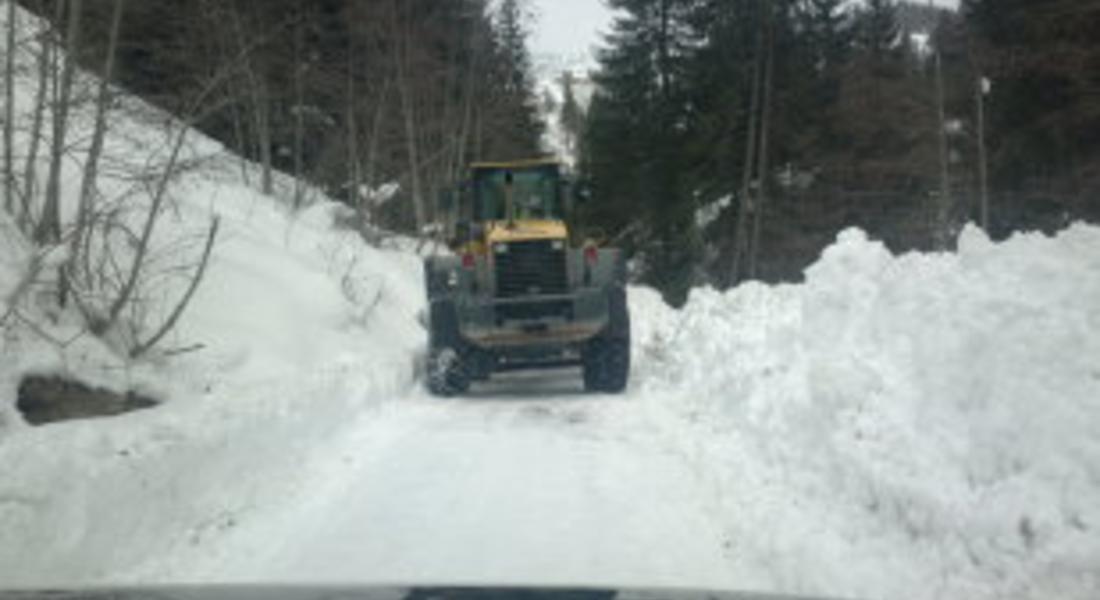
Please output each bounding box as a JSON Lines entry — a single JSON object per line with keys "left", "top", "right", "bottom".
{"left": 583, "top": 337, "right": 630, "bottom": 393}
{"left": 427, "top": 346, "right": 471, "bottom": 397}
{"left": 426, "top": 299, "right": 470, "bottom": 397}
{"left": 583, "top": 288, "right": 631, "bottom": 394}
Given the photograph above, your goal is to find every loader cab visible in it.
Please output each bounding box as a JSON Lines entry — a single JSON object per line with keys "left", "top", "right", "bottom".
{"left": 470, "top": 160, "right": 566, "bottom": 223}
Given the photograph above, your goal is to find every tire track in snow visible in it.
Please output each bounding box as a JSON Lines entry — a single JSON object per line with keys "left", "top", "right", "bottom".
{"left": 140, "top": 371, "right": 741, "bottom": 589}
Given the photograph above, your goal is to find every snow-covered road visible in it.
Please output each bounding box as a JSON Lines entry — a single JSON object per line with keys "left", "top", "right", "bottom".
{"left": 133, "top": 371, "right": 738, "bottom": 589}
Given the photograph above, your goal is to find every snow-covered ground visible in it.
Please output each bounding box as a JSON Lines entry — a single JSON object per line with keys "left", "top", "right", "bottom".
{"left": 5, "top": 215, "right": 1098, "bottom": 598}
{"left": 2, "top": 3, "right": 1100, "bottom": 599}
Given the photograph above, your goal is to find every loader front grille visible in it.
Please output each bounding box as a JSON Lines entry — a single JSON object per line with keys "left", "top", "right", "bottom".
{"left": 493, "top": 240, "right": 568, "bottom": 298}
{"left": 496, "top": 300, "right": 572, "bottom": 322}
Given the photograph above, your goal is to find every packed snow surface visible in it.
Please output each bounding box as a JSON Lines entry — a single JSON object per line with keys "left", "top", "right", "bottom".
{"left": 2, "top": 4, "right": 1099, "bottom": 599}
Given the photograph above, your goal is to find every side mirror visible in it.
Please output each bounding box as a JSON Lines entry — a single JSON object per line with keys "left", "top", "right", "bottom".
{"left": 563, "top": 179, "right": 591, "bottom": 216}
{"left": 451, "top": 220, "right": 485, "bottom": 248}
{"left": 585, "top": 227, "right": 608, "bottom": 246}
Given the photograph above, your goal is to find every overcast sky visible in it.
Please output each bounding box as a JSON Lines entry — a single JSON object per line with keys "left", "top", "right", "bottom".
{"left": 529, "top": 0, "right": 961, "bottom": 59}
{"left": 530, "top": 0, "right": 616, "bottom": 59}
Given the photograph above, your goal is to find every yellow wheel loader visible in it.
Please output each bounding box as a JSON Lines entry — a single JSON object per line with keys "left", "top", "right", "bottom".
{"left": 423, "top": 159, "right": 630, "bottom": 396}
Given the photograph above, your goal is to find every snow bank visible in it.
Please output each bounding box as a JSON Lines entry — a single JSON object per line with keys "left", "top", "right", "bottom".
{"left": 0, "top": 3, "right": 425, "bottom": 585}
{"left": 634, "top": 225, "right": 1100, "bottom": 599}
{"left": 0, "top": 158, "right": 427, "bottom": 588}
{"left": 0, "top": 123, "right": 427, "bottom": 583}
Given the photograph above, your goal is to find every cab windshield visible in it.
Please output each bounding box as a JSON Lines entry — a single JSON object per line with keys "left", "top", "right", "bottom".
{"left": 472, "top": 165, "right": 563, "bottom": 222}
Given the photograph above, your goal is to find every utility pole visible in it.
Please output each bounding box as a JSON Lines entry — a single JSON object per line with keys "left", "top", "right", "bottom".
{"left": 731, "top": 0, "right": 767, "bottom": 286}
{"left": 976, "top": 76, "right": 991, "bottom": 232}
{"left": 749, "top": 0, "right": 776, "bottom": 279}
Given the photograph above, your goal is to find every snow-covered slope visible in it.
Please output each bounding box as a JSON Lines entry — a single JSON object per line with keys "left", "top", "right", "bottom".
{"left": 2, "top": 3, "right": 1099, "bottom": 599}
{"left": 1, "top": 3, "right": 426, "bottom": 583}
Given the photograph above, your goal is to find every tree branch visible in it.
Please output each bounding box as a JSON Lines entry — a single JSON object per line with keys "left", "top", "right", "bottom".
{"left": 130, "top": 216, "right": 219, "bottom": 358}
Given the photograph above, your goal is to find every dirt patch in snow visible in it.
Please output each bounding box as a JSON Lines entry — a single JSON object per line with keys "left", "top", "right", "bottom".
{"left": 16, "top": 375, "right": 158, "bottom": 425}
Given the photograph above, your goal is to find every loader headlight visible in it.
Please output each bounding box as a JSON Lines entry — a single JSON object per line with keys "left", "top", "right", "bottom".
{"left": 494, "top": 243, "right": 509, "bottom": 254}
{"left": 551, "top": 239, "right": 565, "bottom": 251}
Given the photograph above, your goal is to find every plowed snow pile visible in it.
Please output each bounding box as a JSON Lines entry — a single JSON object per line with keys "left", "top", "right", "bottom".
{"left": 631, "top": 225, "right": 1100, "bottom": 598}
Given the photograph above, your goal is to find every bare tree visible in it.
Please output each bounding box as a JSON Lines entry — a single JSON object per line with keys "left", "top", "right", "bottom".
{"left": 128, "top": 216, "right": 219, "bottom": 358}
{"left": 345, "top": 42, "right": 361, "bottom": 217}
{"left": 98, "top": 74, "right": 232, "bottom": 334}
{"left": 20, "top": 3, "right": 53, "bottom": 234}
{"left": 393, "top": 0, "right": 426, "bottom": 233}
{"left": 292, "top": 9, "right": 306, "bottom": 208}
{"left": 36, "top": 0, "right": 83, "bottom": 245}
{"left": 72, "top": 0, "right": 124, "bottom": 289}
{"left": 63, "top": 24, "right": 276, "bottom": 356}
{"left": 228, "top": 3, "right": 273, "bottom": 195}
{"left": 3, "top": 0, "right": 16, "bottom": 216}
{"left": 364, "top": 78, "right": 391, "bottom": 232}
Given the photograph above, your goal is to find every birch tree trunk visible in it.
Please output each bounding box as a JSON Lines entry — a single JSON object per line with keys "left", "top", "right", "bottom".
{"left": 21, "top": 13, "right": 51, "bottom": 233}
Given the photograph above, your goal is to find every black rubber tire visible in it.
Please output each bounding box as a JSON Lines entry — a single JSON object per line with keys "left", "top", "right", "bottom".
{"left": 583, "top": 337, "right": 630, "bottom": 393}
{"left": 426, "top": 347, "right": 471, "bottom": 397}
{"left": 426, "top": 299, "right": 471, "bottom": 397}
{"left": 583, "top": 288, "right": 631, "bottom": 393}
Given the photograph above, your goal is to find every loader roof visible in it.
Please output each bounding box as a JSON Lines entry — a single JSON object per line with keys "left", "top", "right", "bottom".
{"left": 469, "top": 158, "right": 561, "bottom": 171}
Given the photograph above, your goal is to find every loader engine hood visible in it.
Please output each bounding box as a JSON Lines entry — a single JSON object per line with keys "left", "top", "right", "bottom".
{"left": 485, "top": 220, "right": 568, "bottom": 244}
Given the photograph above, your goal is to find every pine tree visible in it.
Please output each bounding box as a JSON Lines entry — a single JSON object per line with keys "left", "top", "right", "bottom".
{"left": 854, "top": 0, "right": 901, "bottom": 64}
{"left": 800, "top": 0, "right": 850, "bottom": 71}
{"left": 790, "top": 0, "right": 853, "bottom": 156}
{"left": 490, "top": 0, "right": 544, "bottom": 158}
{"left": 584, "top": 0, "right": 699, "bottom": 304}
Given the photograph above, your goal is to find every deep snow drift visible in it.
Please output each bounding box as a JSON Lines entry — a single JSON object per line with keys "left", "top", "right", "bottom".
{"left": 630, "top": 226, "right": 1100, "bottom": 598}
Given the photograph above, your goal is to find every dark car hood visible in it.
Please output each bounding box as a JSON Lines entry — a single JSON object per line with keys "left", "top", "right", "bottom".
{"left": 0, "top": 585, "right": 845, "bottom": 600}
